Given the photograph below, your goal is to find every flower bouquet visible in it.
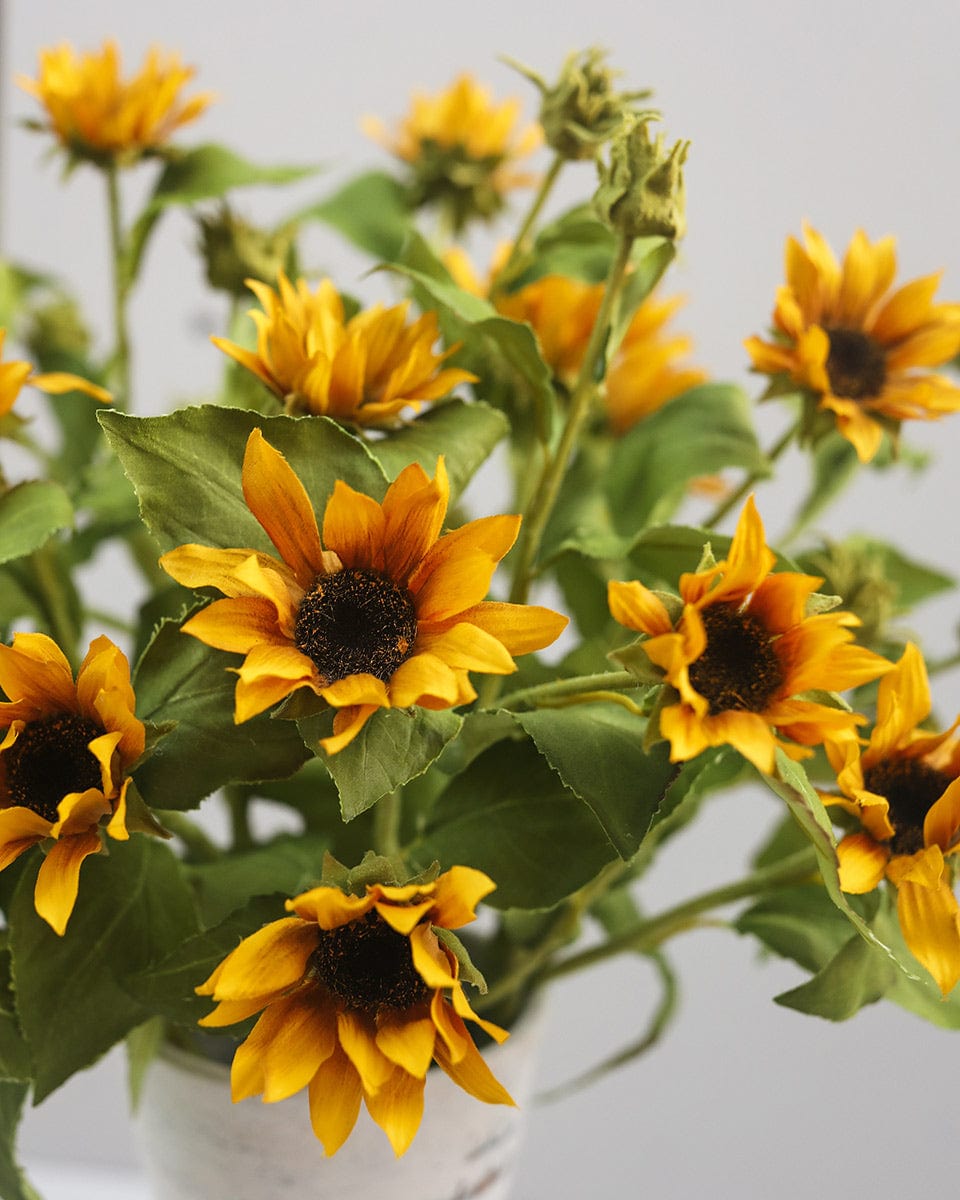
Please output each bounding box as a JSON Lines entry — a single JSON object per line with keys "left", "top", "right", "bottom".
{"left": 1, "top": 37, "right": 960, "bottom": 1198}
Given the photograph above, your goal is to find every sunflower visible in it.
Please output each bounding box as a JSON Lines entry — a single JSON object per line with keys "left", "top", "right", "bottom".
{"left": 196, "top": 865, "right": 514, "bottom": 1157}
{"left": 823, "top": 643, "right": 960, "bottom": 994}
{"left": 159, "top": 430, "right": 567, "bottom": 753}
{"left": 745, "top": 224, "right": 960, "bottom": 463}
{"left": 211, "top": 273, "right": 476, "bottom": 428}
{"left": 0, "top": 327, "right": 110, "bottom": 417}
{"left": 363, "top": 74, "right": 541, "bottom": 230}
{"left": 0, "top": 633, "right": 145, "bottom": 934}
{"left": 18, "top": 39, "right": 213, "bottom": 167}
{"left": 607, "top": 496, "right": 893, "bottom": 774}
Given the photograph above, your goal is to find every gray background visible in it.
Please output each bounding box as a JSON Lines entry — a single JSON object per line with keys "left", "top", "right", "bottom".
{"left": 4, "top": 1, "right": 960, "bottom": 1196}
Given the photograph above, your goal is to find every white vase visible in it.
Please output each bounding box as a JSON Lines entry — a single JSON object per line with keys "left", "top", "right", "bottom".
{"left": 134, "top": 1000, "right": 544, "bottom": 1200}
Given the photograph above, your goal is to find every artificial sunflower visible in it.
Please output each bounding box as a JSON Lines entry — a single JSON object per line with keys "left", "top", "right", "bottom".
{"left": 0, "top": 633, "right": 146, "bottom": 934}
{"left": 745, "top": 223, "right": 960, "bottom": 463}
{"left": 607, "top": 496, "right": 893, "bottom": 774}
{"left": 159, "top": 430, "right": 567, "bottom": 752}
{"left": 212, "top": 273, "right": 476, "bottom": 428}
{"left": 18, "top": 39, "right": 213, "bottom": 167}
{"left": 0, "top": 327, "right": 110, "bottom": 418}
{"left": 823, "top": 642, "right": 960, "bottom": 994}
{"left": 196, "top": 865, "right": 514, "bottom": 1157}
{"left": 363, "top": 74, "right": 541, "bottom": 230}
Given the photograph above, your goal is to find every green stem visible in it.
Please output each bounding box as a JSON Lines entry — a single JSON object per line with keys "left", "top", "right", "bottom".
{"left": 30, "top": 544, "right": 80, "bottom": 668}
{"left": 489, "top": 153, "right": 564, "bottom": 297}
{"left": 155, "top": 811, "right": 222, "bottom": 863}
{"left": 225, "top": 786, "right": 254, "bottom": 852}
{"left": 374, "top": 790, "right": 403, "bottom": 858}
{"left": 105, "top": 166, "right": 132, "bottom": 411}
{"left": 701, "top": 421, "right": 797, "bottom": 530}
{"left": 507, "top": 232, "right": 635, "bottom": 606}
{"left": 498, "top": 669, "right": 642, "bottom": 710}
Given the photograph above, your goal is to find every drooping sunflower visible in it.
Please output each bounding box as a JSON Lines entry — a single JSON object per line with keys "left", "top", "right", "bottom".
{"left": 363, "top": 74, "right": 541, "bottom": 230}
{"left": 0, "top": 327, "right": 111, "bottom": 417}
{"left": 18, "top": 39, "right": 214, "bottom": 166}
{"left": 607, "top": 496, "right": 893, "bottom": 774}
{"left": 196, "top": 866, "right": 513, "bottom": 1157}
{"left": 211, "top": 273, "right": 476, "bottom": 428}
{"left": 0, "top": 633, "right": 146, "bottom": 934}
{"left": 745, "top": 224, "right": 960, "bottom": 463}
{"left": 159, "top": 430, "right": 567, "bottom": 753}
{"left": 823, "top": 643, "right": 960, "bottom": 994}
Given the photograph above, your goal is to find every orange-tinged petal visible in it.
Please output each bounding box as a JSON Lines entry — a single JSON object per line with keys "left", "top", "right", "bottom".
{"left": 708, "top": 496, "right": 775, "bottom": 602}
{"left": 432, "top": 1016, "right": 514, "bottom": 1106}
{"left": 198, "top": 995, "right": 274, "bottom": 1028}
{"left": 872, "top": 272, "right": 944, "bottom": 343}
{"left": 308, "top": 1044, "right": 363, "bottom": 1157}
{"left": 707, "top": 709, "right": 777, "bottom": 775}
{"left": 241, "top": 429, "right": 324, "bottom": 589}
{"left": 0, "top": 633, "right": 77, "bottom": 714}
{"left": 924, "top": 776, "right": 960, "bottom": 854}
{"left": 287, "top": 886, "right": 374, "bottom": 929}
{"left": 363, "top": 1065, "right": 425, "bottom": 1158}
{"left": 836, "top": 831, "right": 889, "bottom": 893}
{"left": 888, "top": 846, "right": 960, "bottom": 994}
{"left": 455, "top": 601, "right": 569, "bottom": 655}
{"left": 34, "top": 830, "right": 102, "bottom": 935}
{"left": 233, "top": 643, "right": 319, "bottom": 722}
{"left": 336, "top": 1008, "right": 394, "bottom": 1094}
{"left": 196, "top": 916, "right": 316, "bottom": 1000}
{"left": 373, "top": 898, "right": 434, "bottom": 935}
{"left": 658, "top": 701, "right": 711, "bottom": 764}
{"left": 319, "top": 704, "right": 379, "bottom": 754}
{"left": 381, "top": 458, "right": 449, "bottom": 584}
{"left": 607, "top": 580, "right": 674, "bottom": 636}
{"left": 322, "top": 482, "right": 386, "bottom": 571}
{"left": 375, "top": 1011, "right": 436, "bottom": 1078}
{"left": 871, "top": 642, "right": 930, "bottom": 757}
{"left": 430, "top": 865, "right": 497, "bottom": 929}
{"left": 231, "top": 991, "right": 337, "bottom": 1103}
{"left": 413, "top": 623, "right": 516, "bottom": 675}
{"left": 387, "top": 653, "right": 462, "bottom": 708}
{"left": 159, "top": 545, "right": 298, "bottom": 599}
{"left": 28, "top": 371, "right": 111, "bottom": 403}
{"left": 0, "top": 807, "right": 49, "bottom": 870}
{"left": 409, "top": 924, "right": 458, "bottom": 989}
{"left": 182, "top": 596, "right": 290, "bottom": 653}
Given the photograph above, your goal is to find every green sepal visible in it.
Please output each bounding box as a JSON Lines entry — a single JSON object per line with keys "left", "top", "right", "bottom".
{"left": 435, "top": 926, "right": 487, "bottom": 993}
{"left": 10, "top": 837, "right": 200, "bottom": 1101}
{"left": 299, "top": 707, "right": 464, "bottom": 822}
{"left": 0, "top": 480, "right": 73, "bottom": 565}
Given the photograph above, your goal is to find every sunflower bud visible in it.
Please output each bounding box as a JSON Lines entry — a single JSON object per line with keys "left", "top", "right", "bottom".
{"left": 197, "top": 204, "right": 294, "bottom": 297}
{"left": 799, "top": 539, "right": 897, "bottom": 649}
{"left": 594, "top": 115, "right": 689, "bottom": 241}
{"left": 24, "top": 296, "right": 92, "bottom": 360}
{"left": 507, "top": 48, "right": 656, "bottom": 162}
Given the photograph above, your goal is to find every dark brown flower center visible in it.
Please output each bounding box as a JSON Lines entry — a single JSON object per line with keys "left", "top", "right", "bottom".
{"left": 2, "top": 714, "right": 104, "bottom": 823}
{"left": 862, "top": 757, "right": 952, "bottom": 857}
{"left": 306, "top": 910, "right": 430, "bottom": 1013}
{"left": 294, "top": 567, "right": 418, "bottom": 685}
{"left": 687, "top": 603, "right": 784, "bottom": 716}
{"left": 824, "top": 327, "right": 887, "bottom": 400}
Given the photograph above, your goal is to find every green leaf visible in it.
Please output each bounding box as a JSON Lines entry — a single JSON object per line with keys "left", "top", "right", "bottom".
{"left": 846, "top": 535, "right": 953, "bottom": 611}
{"left": 736, "top": 883, "right": 869, "bottom": 976}
{"left": 99, "top": 407, "right": 385, "bottom": 553}
{"left": 367, "top": 400, "right": 508, "bottom": 500}
{"left": 133, "top": 620, "right": 312, "bottom": 811}
{"left": 0, "top": 481, "right": 73, "bottom": 564}
{"left": 10, "top": 838, "right": 199, "bottom": 1100}
{"left": 605, "top": 384, "right": 765, "bottom": 531}
{"left": 775, "top": 927, "right": 898, "bottom": 1020}
{"left": 412, "top": 738, "right": 616, "bottom": 909}
{"left": 125, "top": 1016, "right": 165, "bottom": 1110}
{"left": 302, "top": 707, "right": 463, "bottom": 821}
{"left": 0, "top": 1082, "right": 40, "bottom": 1200}
{"left": 627, "top": 524, "right": 728, "bottom": 586}
{"left": 291, "top": 170, "right": 413, "bottom": 260}
{"left": 512, "top": 705, "right": 675, "bottom": 859}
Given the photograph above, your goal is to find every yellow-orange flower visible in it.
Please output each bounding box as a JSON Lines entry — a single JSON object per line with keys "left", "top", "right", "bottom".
{"left": 0, "top": 328, "right": 110, "bottom": 417}
{"left": 364, "top": 74, "right": 541, "bottom": 228}
{"left": 196, "top": 866, "right": 513, "bottom": 1157}
{"left": 212, "top": 273, "right": 476, "bottom": 428}
{"left": 159, "top": 430, "right": 567, "bottom": 753}
{"left": 607, "top": 496, "right": 893, "bottom": 775}
{"left": 823, "top": 643, "right": 960, "bottom": 995}
{"left": 745, "top": 224, "right": 960, "bottom": 463}
{"left": 18, "top": 39, "right": 213, "bottom": 165}
{"left": 0, "top": 634, "right": 145, "bottom": 934}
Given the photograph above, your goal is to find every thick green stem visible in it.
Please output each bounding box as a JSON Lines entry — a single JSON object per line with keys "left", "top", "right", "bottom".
{"left": 374, "top": 789, "right": 403, "bottom": 858}
{"left": 498, "top": 669, "right": 641, "bottom": 710}
{"left": 105, "top": 166, "right": 132, "bottom": 411}
{"left": 225, "top": 786, "right": 254, "bottom": 852}
{"left": 490, "top": 153, "right": 564, "bottom": 297}
{"left": 30, "top": 544, "right": 80, "bottom": 668}
{"left": 701, "top": 421, "right": 797, "bottom": 529}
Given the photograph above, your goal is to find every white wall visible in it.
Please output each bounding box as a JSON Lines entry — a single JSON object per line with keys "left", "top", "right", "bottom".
{"left": 5, "top": 2, "right": 960, "bottom": 1196}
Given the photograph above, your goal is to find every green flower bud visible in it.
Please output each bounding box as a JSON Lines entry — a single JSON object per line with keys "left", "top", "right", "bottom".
{"left": 594, "top": 115, "right": 689, "bottom": 241}
{"left": 800, "top": 539, "right": 897, "bottom": 649}
{"left": 507, "top": 48, "right": 656, "bottom": 162}
{"left": 197, "top": 204, "right": 295, "bottom": 297}
{"left": 25, "top": 296, "right": 91, "bottom": 360}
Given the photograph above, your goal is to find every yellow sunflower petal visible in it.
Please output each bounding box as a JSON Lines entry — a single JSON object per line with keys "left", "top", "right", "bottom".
{"left": 706, "top": 709, "right": 777, "bottom": 775}
{"left": 232, "top": 991, "right": 337, "bottom": 1103}
{"left": 336, "top": 1008, "right": 394, "bottom": 1094}
{"left": 373, "top": 898, "right": 434, "bottom": 934}
{"left": 287, "top": 886, "right": 373, "bottom": 929}
{"left": 871, "top": 272, "right": 944, "bottom": 343}
{"left": 159, "top": 545, "right": 298, "bottom": 598}
{"left": 319, "top": 704, "right": 380, "bottom": 754}
{"left": 413, "top": 623, "right": 516, "bottom": 675}
{"left": 607, "top": 580, "right": 674, "bottom": 636}
{"left": 182, "top": 596, "right": 290, "bottom": 654}
{"left": 322, "top": 482, "right": 387, "bottom": 571}
{"left": 431, "top": 1016, "right": 514, "bottom": 1106}
{"left": 409, "top": 515, "right": 521, "bottom": 619}
{"left": 241, "top": 429, "right": 323, "bottom": 589}
{"left": 0, "top": 633, "right": 77, "bottom": 714}
{"left": 381, "top": 458, "right": 449, "bottom": 584}
{"left": 375, "top": 1010, "right": 436, "bottom": 1078}
{"left": 196, "top": 916, "right": 316, "bottom": 1000}
{"left": 409, "top": 925, "right": 458, "bottom": 989}
{"left": 836, "top": 831, "right": 889, "bottom": 893}
{"left": 363, "top": 1064, "right": 425, "bottom": 1158}
{"left": 0, "top": 807, "right": 50, "bottom": 869}
{"left": 308, "top": 1044, "right": 363, "bottom": 1157}
{"left": 33, "top": 830, "right": 102, "bottom": 936}
{"left": 233, "top": 643, "right": 319, "bottom": 722}
{"left": 430, "top": 864, "right": 497, "bottom": 929}
{"left": 924, "top": 777, "right": 960, "bottom": 854}
{"left": 387, "top": 653, "right": 462, "bottom": 708}
{"left": 28, "top": 371, "right": 111, "bottom": 403}
{"left": 888, "top": 845, "right": 960, "bottom": 995}
{"left": 454, "top": 600, "right": 569, "bottom": 655}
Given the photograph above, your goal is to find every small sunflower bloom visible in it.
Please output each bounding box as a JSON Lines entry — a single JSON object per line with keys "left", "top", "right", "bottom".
{"left": 196, "top": 866, "right": 514, "bottom": 1157}
{"left": 745, "top": 224, "right": 960, "bottom": 463}
{"left": 607, "top": 496, "right": 893, "bottom": 775}
{"left": 823, "top": 643, "right": 960, "bottom": 995}
{"left": 363, "top": 74, "right": 541, "bottom": 231}
{"left": 0, "top": 327, "right": 110, "bottom": 419}
{"left": 212, "top": 273, "right": 476, "bottom": 428}
{"left": 159, "top": 431, "right": 567, "bottom": 753}
{"left": 0, "top": 633, "right": 145, "bottom": 934}
{"left": 18, "top": 39, "right": 214, "bottom": 167}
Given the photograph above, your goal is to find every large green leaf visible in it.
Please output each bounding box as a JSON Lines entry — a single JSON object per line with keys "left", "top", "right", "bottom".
{"left": 133, "top": 620, "right": 312, "bottom": 811}
{"left": 412, "top": 737, "right": 616, "bottom": 909}
{"left": 301, "top": 707, "right": 463, "bottom": 821}
{"left": 368, "top": 400, "right": 508, "bottom": 500}
{"left": 774, "top": 926, "right": 899, "bottom": 1020}
{"left": 0, "top": 1082, "right": 40, "bottom": 1200}
{"left": 605, "top": 384, "right": 765, "bottom": 532}
{"left": 291, "top": 170, "right": 413, "bottom": 261}
{"left": 512, "top": 704, "right": 675, "bottom": 859}
{"left": 10, "top": 838, "right": 199, "bottom": 1101}
{"left": 99, "top": 407, "right": 385, "bottom": 553}
{"left": 0, "top": 481, "right": 73, "bottom": 565}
